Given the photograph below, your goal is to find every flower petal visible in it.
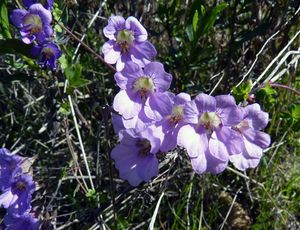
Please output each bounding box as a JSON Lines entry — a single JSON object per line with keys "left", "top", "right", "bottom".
{"left": 177, "top": 125, "right": 208, "bottom": 158}
{"left": 244, "top": 103, "right": 269, "bottom": 130}
{"left": 144, "top": 92, "right": 173, "bottom": 120}
{"left": 102, "top": 40, "right": 121, "bottom": 64}
{"left": 243, "top": 129, "right": 271, "bottom": 149}
{"left": 131, "top": 41, "right": 157, "bottom": 64}
{"left": 103, "top": 15, "right": 125, "bottom": 40}
{"left": 125, "top": 16, "right": 147, "bottom": 42}
{"left": 194, "top": 93, "right": 216, "bottom": 113}
{"left": 113, "top": 90, "right": 142, "bottom": 119}
{"left": 10, "top": 9, "right": 28, "bottom": 27}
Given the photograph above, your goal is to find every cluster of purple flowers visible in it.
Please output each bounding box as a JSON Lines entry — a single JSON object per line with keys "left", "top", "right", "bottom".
{"left": 103, "top": 15, "right": 271, "bottom": 186}
{"left": 0, "top": 148, "right": 39, "bottom": 230}
{"left": 10, "top": 0, "right": 61, "bottom": 70}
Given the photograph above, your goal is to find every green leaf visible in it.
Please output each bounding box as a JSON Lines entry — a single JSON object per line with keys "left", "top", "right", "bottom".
{"left": 185, "top": 24, "right": 194, "bottom": 41}
{"left": 202, "top": 3, "right": 227, "bottom": 34}
{"left": 65, "top": 63, "right": 91, "bottom": 92}
{"left": 291, "top": 104, "right": 300, "bottom": 121}
{"left": 232, "top": 81, "right": 252, "bottom": 103}
{"left": 58, "top": 101, "right": 71, "bottom": 116}
{"left": 256, "top": 83, "right": 277, "bottom": 108}
{"left": 0, "top": 0, "right": 12, "bottom": 38}
{"left": 192, "top": 10, "right": 199, "bottom": 32}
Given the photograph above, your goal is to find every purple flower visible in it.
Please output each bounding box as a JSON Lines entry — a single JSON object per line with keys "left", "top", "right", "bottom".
{"left": 32, "top": 42, "right": 62, "bottom": 69}
{"left": 0, "top": 148, "right": 23, "bottom": 191}
{"left": 177, "top": 93, "right": 244, "bottom": 174}
{"left": 4, "top": 212, "right": 39, "bottom": 230}
{"left": 111, "top": 128, "right": 162, "bottom": 186}
{"left": 152, "top": 93, "right": 191, "bottom": 152}
{"left": 102, "top": 15, "right": 157, "bottom": 71}
{"left": 10, "top": 3, "right": 53, "bottom": 44}
{"left": 0, "top": 174, "right": 35, "bottom": 215}
{"left": 229, "top": 104, "right": 271, "bottom": 170}
{"left": 23, "top": 0, "right": 54, "bottom": 10}
{"left": 113, "top": 61, "right": 172, "bottom": 122}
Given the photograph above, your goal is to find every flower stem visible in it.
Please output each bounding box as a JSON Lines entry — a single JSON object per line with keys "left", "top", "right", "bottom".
{"left": 55, "top": 19, "right": 116, "bottom": 73}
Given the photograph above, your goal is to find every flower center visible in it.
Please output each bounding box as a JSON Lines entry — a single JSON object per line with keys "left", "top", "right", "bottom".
{"left": 14, "top": 181, "right": 26, "bottom": 192}
{"left": 116, "top": 30, "right": 134, "bottom": 53}
{"left": 136, "top": 139, "right": 151, "bottom": 157}
{"left": 133, "top": 77, "right": 155, "bottom": 100}
{"left": 168, "top": 105, "right": 184, "bottom": 125}
{"left": 23, "top": 14, "right": 43, "bottom": 35}
{"left": 233, "top": 120, "right": 249, "bottom": 133}
{"left": 199, "top": 112, "right": 221, "bottom": 130}
{"left": 41, "top": 47, "right": 54, "bottom": 60}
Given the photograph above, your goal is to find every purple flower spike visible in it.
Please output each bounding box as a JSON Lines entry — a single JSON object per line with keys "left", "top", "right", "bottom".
{"left": 229, "top": 103, "right": 271, "bottom": 170}
{"left": 0, "top": 148, "right": 23, "bottom": 191}
{"left": 177, "top": 93, "right": 244, "bottom": 174}
{"left": 4, "top": 212, "right": 39, "bottom": 230}
{"left": 32, "top": 42, "right": 62, "bottom": 70}
{"left": 102, "top": 15, "right": 157, "bottom": 71}
{"left": 10, "top": 3, "right": 53, "bottom": 44}
{"left": 0, "top": 174, "right": 35, "bottom": 215}
{"left": 111, "top": 128, "right": 162, "bottom": 186}
{"left": 113, "top": 61, "right": 172, "bottom": 121}
{"left": 23, "top": 0, "right": 54, "bottom": 10}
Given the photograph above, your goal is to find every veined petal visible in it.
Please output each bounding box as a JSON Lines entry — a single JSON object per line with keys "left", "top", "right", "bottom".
{"left": 208, "top": 133, "right": 229, "bottom": 162}
{"left": 243, "top": 138, "right": 263, "bottom": 158}
{"left": 144, "top": 92, "right": 173, "bottom": 120}
{"left": 125, "top": 16, "right": 147, "bottom": 42}
{"left": 102, "top": 40, "right": 121, "bottom": 64}
{"left": 144, "top": 62, "right": 172, "bottom": 93}
{"left": 10, "top": 9, "right": 28, "bottom": 27}
{"left": 103, "top": 15, "right": 125, "bottom": 40}
{"left": 131, "top": 41, "right": 157, "bottom": 63}
{"left": 244, "top": 103, "right": 269, "bottom": 130}
{"left": 216, "top": 127, "right": 244, "bottom": 155}
{"left": 194, "top": 93, "right": 216, "bottom": 113}
{"left": 113, "top": 90, "right": 142, "bottom": 119}
{"left": 177, "top": 125, "right": 208, "bottom": 158}
{"left": 183, "top": 100, "right": 199, "bottom": 124}
{"left": 28, "top": 3, "right": 52, "bottom": 25}
{"left": 229, "top": 153, "right": 260, "bottom": 171}
{"left": 243, "top": 129, "right": 271, "bottom": 149}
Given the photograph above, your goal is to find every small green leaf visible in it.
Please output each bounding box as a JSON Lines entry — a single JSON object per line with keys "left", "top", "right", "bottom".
{"left": 58, "top": 101, "right": 71, "bottom": 116}
{"left": 192, "top": 10, "right": 198, "bottom": 32}
{"left": 0, "top": 0, "right": 12, "bottom": 38}
{"left": 202, "top": 3, "right": 227, "bottom": 34}
{"left": 256, "top": 83, "right": 277, "bottom": 108}
{"left": 185, "top": 24, "right": 194, "bottom": 41}
{"left": 59, "top": 54, "right": 68, "bottom": 70}
{"left": 291, "top": 104, "right": 300, "bottom": 121}
{"left": 65, "top": 63, "right": 91, "bottom": 93}
{"left": 232, "top": 81, "right": 252, "bottom": 103}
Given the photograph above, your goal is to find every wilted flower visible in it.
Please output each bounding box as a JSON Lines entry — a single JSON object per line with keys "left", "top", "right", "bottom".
{"left": 32, "top": 42, "right": 62, "bottom": 69}
{"left": 102, "top": 15, "right": 157, "bottom": 71}
{"left": 113, "top": 61, "right": 172, "bottom": 122}
{"left": 4, "top": 212, "right": 39, "bottom": 230}
{"left": 0, "top": 148, "right": 23, "bottom": 191}
{"left": 0, "top": 174, "right": 35, "bottom": 215}
{"left": 229, "top": 104, "right": 271, "bottom": 170}
{"left": 111, "top": 128, "right": 162, "bottom": 186}
{"left": 10, "top": 3, "right": 53, "bottom": 44}
{"left": 178, "top": 93, "right": 244, "bottom": 174}
{"left": 23, "top": 0, "right": 54, "bottom": 10}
